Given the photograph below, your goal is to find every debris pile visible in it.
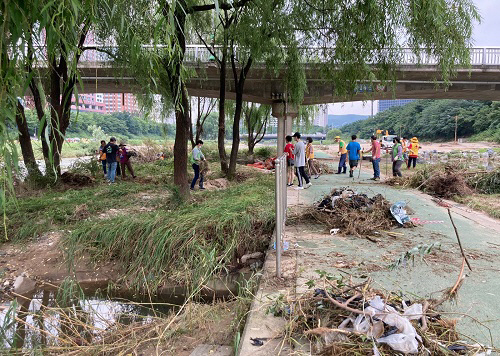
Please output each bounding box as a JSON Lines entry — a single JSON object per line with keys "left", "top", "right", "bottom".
{"left": 273, "top": 276, "right": 492, "bottom": 355}
{"left": 302, "top": 188, "right": 405, "bottom": 236}
{"left": 387, "top": 164, "right": 500, "bottom": 198}
{"left": 61, "top": 171, "right": 94, "bottom": 186}
{"left": 423, "top": 169, "right": 473, "bottom": 198}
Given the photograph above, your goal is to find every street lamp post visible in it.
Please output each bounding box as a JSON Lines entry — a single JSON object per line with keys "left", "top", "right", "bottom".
{"left": 454, "top": 115, "right": 459, "bottom": 144}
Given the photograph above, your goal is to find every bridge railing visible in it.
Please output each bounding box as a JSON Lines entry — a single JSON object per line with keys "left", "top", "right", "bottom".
{"left": 29, "top": 44, "right": 500, "bottom": 66}
{"left": 274, "top": 154, "right": 287, "bottom": 278}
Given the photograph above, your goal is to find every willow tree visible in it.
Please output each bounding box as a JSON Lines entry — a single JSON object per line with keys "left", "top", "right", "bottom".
{"left": 193, "top": 0, "right": 303, "bottom": 179}
{"left": 290, "top": 0, "right": 479, "bottom": 98}
{"left": 97, "top": 0, "right": 478, "bottom": 195}
{"left": 243, "top": 102, "right": 270, "bottom": 158}
{"left": 99, "top": 0, "right": 255, "bottom": 197}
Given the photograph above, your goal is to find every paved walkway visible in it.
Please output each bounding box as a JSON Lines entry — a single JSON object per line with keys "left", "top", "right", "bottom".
{"left": 239, "top": 168, "right": 500, "bottom": 355}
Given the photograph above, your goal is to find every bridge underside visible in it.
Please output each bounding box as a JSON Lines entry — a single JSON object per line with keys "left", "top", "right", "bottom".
{"left": 77, "top": 64, "right": 500, "bottom": 104}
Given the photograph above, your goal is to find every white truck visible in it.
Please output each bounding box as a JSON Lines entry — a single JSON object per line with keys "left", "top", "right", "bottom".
{"left": 381, "top": 135, "right": 398, "bottom": 149}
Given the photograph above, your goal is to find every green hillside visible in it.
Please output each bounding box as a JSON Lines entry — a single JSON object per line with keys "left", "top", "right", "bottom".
{"left": 328, "top": 114, "right": 369, "bottom": 128}
{"left": 340, "top": 100, "right": 500, "bottom": 142}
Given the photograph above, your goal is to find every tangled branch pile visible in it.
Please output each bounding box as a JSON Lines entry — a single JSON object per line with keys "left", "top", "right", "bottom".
{"left": 297, "top": 188, "right": 397, "bottom": 236}
{"left": 274, "top": 276, "right": 492, "bottom": 355}
{"left": 61, "top": 172, "right": 95, "bottom": 186}
{"left": 388, "top": 163, "right": 500, "bottom": 198}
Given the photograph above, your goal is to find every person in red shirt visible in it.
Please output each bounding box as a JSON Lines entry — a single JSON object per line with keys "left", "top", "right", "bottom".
{"left": 363, "top": 135, "right": 381, "bottom": 180}
{"left": 284, "top": 135, "right": 295, "bottom": 186}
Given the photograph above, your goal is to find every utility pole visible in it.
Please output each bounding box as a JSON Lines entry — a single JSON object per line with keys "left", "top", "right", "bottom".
{"left": 454, "top": 115, "right": 459, "bottom": 144}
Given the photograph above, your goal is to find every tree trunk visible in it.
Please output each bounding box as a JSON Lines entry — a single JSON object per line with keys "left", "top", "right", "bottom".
{"left": 165, "top": 0, "right": 190, "bottom": 198}
{"left": 189, "top": 96, "right": 195, "bottom": 149}
{"left": 228, "top": 56, "right": 252, "bottom": 180}
{"left": 174, "top": 83, "right": 190, "bottom": 198}
{"left": 15, "top": 101, "right": 41, "bottom": 176}
{"left": 228, "top": 91, "right": 242, "bottom": 180}
{"left": 217, "top": 46, "right": 228, "bottom": 175}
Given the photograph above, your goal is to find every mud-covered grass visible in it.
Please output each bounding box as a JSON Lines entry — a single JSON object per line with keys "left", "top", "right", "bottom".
{"left": 454, "top": 194, "right": 500, "bottom": 219}
{"left": 2, "top": 179, "right": 169, "bottom": 242}
{"left": 2, "top": 159, "right": 182, "bottom": 242}
{"left": 66, "top": 175, "right": 275, "bottom": 289}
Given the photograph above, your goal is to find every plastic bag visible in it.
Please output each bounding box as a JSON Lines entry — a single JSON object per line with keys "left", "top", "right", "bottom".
{"left": 403, "top": 303, "right": 423, "bottom": 321}
{"left": 366, "top": 296, "right": 421, "bottom": 354}
{"left": 390, "top": 201, "right": 410, "bottom": 225}
{"left": 376, "top": 333, "right": 419, "bottom": 354}
{"left": 353, "top": 315, "right": 371, "bottom": 334}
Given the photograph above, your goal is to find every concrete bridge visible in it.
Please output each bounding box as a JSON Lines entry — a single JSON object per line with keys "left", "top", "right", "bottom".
{"left": 77, "top": 45, "right": 500, "bottom": 104}
{"left": 74, "top": 45, "right": 500, "bottom": 150}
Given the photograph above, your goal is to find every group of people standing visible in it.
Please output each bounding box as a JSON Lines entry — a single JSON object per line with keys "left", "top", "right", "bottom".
{"left": 390, "top": 136, "right": 421, "bottom": 177}
{"left": 334, "top": 135, "right": 420, "bottom": 179}
{"left": 98, "top": 137, "right": 136, "bottom": 184}
{"left": 284, "top": 132, "right": 321, "bottom": 190}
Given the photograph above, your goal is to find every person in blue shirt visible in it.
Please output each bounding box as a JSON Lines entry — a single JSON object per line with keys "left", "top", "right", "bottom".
{"left": 346, "top": 135, "right": 361, "bottom": 178}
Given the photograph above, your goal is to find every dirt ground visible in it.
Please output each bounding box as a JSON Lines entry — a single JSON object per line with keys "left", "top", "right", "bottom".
{"left": 318, "top": 140, "right": 498, "bottom": 157}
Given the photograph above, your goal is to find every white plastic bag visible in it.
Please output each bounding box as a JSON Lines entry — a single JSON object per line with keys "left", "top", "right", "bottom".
{"left": 376, "top": 333, "right": 419, "bottom": 354}
{"left": 403, "top": 303, "right": 423, "bottom": 321}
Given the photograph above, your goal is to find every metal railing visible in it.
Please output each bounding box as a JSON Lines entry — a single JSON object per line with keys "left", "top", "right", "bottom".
{"left": 66, "top": 45, "right": 500, "bottom": 66}
{"left": 275, "top": 154, "right": 287, "bottom": 278}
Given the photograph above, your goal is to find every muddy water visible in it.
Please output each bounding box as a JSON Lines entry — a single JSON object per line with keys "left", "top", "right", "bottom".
{"left": 0, "top": 271, "right": 248, "bottom": 351}
{"left": 0, "top": 292, "right": 174, "bottom": 350}
{"left": 0, "top": 285, "right": 189, "bottom": 351}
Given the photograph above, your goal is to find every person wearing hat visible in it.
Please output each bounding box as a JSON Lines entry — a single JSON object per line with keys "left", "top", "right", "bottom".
{"left": 334, "top": 136, "right": 347, "bottom": 174}
{"left": 104, "top": 137, "right": 119, "bottom": 183}
{"left": 292, "top": 132, "right": 312, "bottom": 190}
{"left": 119, "top": 142, "right": 136, "bottom": 179}
{"left": 407, "top": 137, "right": 420, "bottom": 169}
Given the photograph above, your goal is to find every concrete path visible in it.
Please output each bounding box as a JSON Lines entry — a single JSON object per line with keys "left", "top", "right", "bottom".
{"left": 239, "top": 168, "right": 500, "bottom": 355}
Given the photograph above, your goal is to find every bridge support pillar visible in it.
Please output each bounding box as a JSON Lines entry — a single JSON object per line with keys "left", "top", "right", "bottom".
{"left": 272, "top": 102, "right": 299, "bottom": 154}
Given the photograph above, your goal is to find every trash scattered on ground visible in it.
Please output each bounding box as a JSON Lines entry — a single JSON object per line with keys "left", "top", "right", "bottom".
{"left": 246, "top": 158, "right": 276, "bottom": 170}
{"left": 386, "top": 164, "right": 500, "bottom": 197}
{"left": 269, "top": 272, "right": 493, "bottom": 355}
{"left": 295, "top": 188, "right": 414, "bottom": 236}
{"left": 389, "top": 242, "right": 442, "bottom": 270}
{"left": 273, "top": 240, "right": 289, "bottom": 251}
{"left": 317, "top": 161, "right": 335, "bottom": 174}
{"left": 390, "top": 201, "right": 411, "bottom": 225}
{"left": 411, "top": 217, "right": 445, "bottom": 225}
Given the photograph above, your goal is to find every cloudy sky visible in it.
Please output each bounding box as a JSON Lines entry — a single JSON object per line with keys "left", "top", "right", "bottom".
{"left": 330, "top": 0, "right": 495, "bottom": 116}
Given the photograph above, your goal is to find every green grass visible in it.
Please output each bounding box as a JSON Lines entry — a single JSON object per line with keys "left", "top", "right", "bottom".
{"left": 65, "top": 175, "right": 275, "bottom": 289}
{"left": 2, "top": 162, "right": 173, "bottom": 241}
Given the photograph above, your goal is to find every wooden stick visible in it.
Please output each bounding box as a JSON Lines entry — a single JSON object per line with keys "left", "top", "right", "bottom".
{"left": 450, "top": 257, "right": 466, "bottom": 296}
{"left": 447, "top": 208, "right": 472, "bottom": 271}
{"left": 358, "top": 152, "right": 362, "bottom": 178}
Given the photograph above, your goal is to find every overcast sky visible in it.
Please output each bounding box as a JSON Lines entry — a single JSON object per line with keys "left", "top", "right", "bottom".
{"left": 329, "top": 0, "right": 494, "bottom": 116}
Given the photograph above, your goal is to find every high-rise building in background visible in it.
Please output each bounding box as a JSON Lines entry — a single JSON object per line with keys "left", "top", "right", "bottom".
{"left": 313, "top": 107, "right": 328, "bottom": 127}
{"left": 69, "top": 93, "right": 140, "bottom": 114}
{"left": 378, "top": 99, "right": 415, "bottom": 112}
{"left": 102, "top": 93, "right": 139, "bottom": 114}
{"left": 70, "top": 93, "right": 105, "bottom": 113}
